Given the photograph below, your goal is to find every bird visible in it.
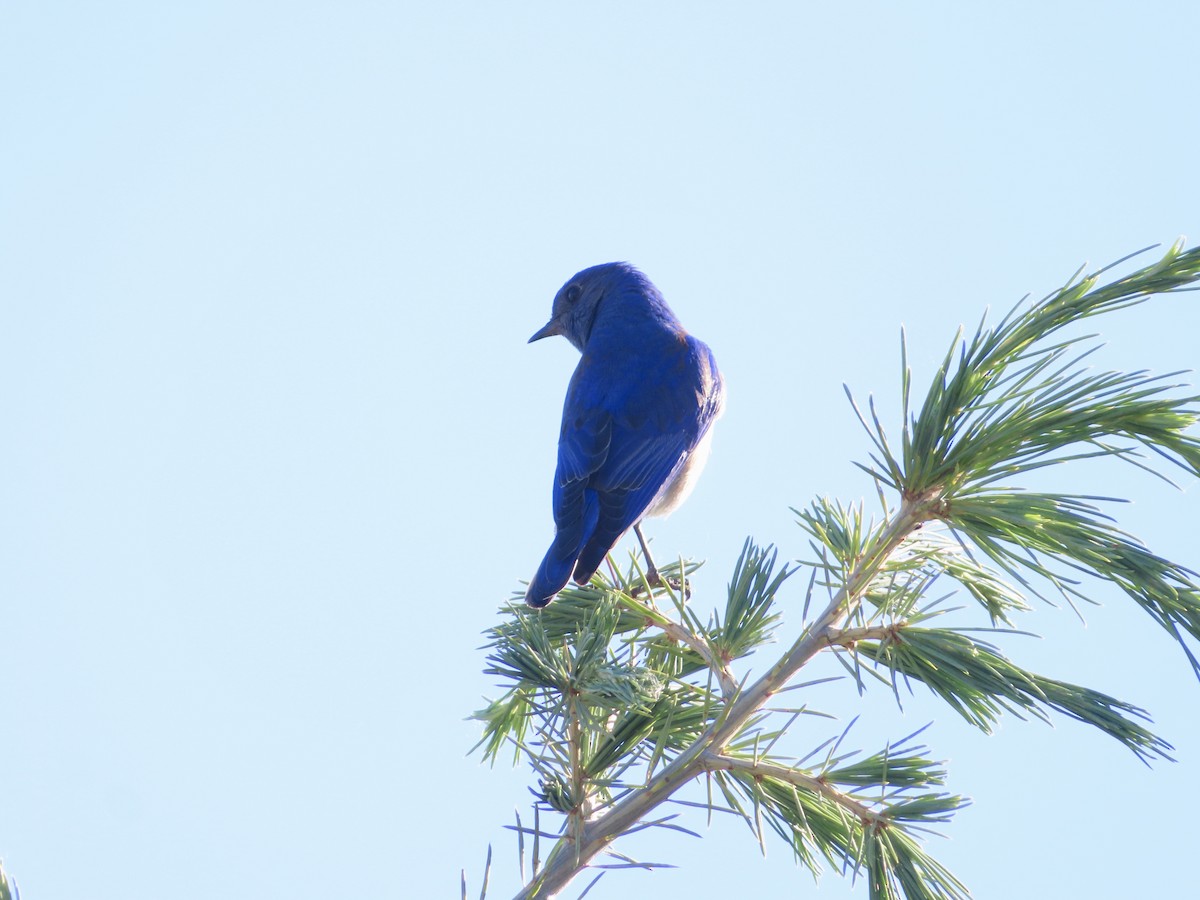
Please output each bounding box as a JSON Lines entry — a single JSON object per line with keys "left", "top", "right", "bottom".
{"left": 525, "top": 262, "right": 725, "bottom": 608}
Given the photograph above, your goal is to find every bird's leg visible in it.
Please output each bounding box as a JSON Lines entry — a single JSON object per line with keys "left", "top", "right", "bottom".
{"left": 631, "top": 525, "right": 690, "bottom": 599}
{"left": 634, "top": 524, "right": 661, "bottom": 586}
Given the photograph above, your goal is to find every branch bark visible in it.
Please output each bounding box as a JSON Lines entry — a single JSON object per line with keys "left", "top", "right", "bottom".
{"left": 698, "top": 751, "right": 885, "bottom": 829}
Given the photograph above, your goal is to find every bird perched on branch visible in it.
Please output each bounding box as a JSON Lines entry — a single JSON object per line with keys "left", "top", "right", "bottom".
{"left": 525, "top": 262, "right": 725, "bottom": 608}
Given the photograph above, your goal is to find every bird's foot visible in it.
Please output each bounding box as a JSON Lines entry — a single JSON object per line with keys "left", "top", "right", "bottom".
{"left": 630, "top": 570, "right": 691, "bottom": 600}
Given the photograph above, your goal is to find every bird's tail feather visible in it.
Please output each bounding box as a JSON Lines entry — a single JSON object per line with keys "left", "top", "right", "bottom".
{"left": 525, "top": 492, "right": 600, "bottom": 608}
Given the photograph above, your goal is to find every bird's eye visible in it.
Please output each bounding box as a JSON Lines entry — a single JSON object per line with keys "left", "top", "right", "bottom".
{"left": 565, "top": 284, "right": 582, "bottom": 304}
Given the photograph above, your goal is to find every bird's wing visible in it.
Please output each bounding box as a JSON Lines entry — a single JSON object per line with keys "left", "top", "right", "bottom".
{"left": 595, "top": 417, "right": 694, "bottom": 497}
{"left": 593, "top": 337, "right": 723, "bottom": 502}
{"left": 572, "top": 349, "right": 722, "bottom": 581}
{"left": 555, "top": 406, "right": 612, "bottom": 487}
{"left": 524, "top": 395, "right": 612, "bottom": 607}
{"left": 546, "top": 378, "right": 613, "bottom": 548}
{"left": 569, "top": 419, "right": 695, "bottom": 582}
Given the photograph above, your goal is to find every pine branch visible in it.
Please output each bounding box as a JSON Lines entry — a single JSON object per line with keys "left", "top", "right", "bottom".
{"left": 475, "top": 242, "right": 1200, "bottom": 899}
{"left": 850, "top": 624, "right": 1174, "bottom": 762}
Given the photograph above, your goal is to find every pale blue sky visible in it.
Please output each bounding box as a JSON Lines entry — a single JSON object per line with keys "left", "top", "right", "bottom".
{"left": 3, "top": 3, "right": 1199, "bottom": 898}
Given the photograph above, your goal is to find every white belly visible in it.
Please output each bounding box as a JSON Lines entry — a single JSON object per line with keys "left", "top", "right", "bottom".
{"left": 643, "top": 427, "right": 715, "bottom": 519}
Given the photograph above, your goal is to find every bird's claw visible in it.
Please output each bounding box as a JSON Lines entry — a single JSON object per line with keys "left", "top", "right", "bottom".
{"left": 630, "top": 572, "right": 691, "bottom": 600}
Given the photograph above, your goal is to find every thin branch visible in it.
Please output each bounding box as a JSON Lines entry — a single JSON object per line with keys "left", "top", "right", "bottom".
{"left": 698, "top": 751, "right": 886, "bottom": 830}
{"left": 656, "top": 619, "right": 738, "bottom": 698}
{"left": 824, "top": 623, "right": 908, "bottom": 649}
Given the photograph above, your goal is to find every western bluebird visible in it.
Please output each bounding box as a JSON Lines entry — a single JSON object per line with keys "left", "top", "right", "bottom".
{"left": 525, "top": 262, "right": 725, "bottom": 608}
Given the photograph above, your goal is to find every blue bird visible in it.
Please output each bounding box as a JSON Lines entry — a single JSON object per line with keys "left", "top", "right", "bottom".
{"left": 525, "top": 262, "right": 725, "bottom": 608}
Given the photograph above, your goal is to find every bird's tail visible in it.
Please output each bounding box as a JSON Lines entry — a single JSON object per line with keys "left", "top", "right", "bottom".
{"left": 525, "top": 493, "right": 600, "bottom": 608}
{"left": 525, "top": 556, "right": 574, "bottom": 608}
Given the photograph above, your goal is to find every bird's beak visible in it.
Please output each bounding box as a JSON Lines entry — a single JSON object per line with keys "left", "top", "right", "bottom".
{"left": 528, "top": 318, "right": 561, "bottom": 343}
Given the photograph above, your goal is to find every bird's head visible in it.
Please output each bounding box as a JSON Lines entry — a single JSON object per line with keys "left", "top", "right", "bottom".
{"left": 529, "top": 262, "right": 658, "bottom": 352}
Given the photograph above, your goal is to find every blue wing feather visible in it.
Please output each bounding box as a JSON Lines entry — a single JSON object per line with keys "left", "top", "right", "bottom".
{"left": 572, "top": 336, "right": 722, "bottom": 582}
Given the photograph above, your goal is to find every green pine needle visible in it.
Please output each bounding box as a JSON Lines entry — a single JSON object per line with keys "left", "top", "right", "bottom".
{"left": 856, "top": 626, "right": 1174, "bottom": 762}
